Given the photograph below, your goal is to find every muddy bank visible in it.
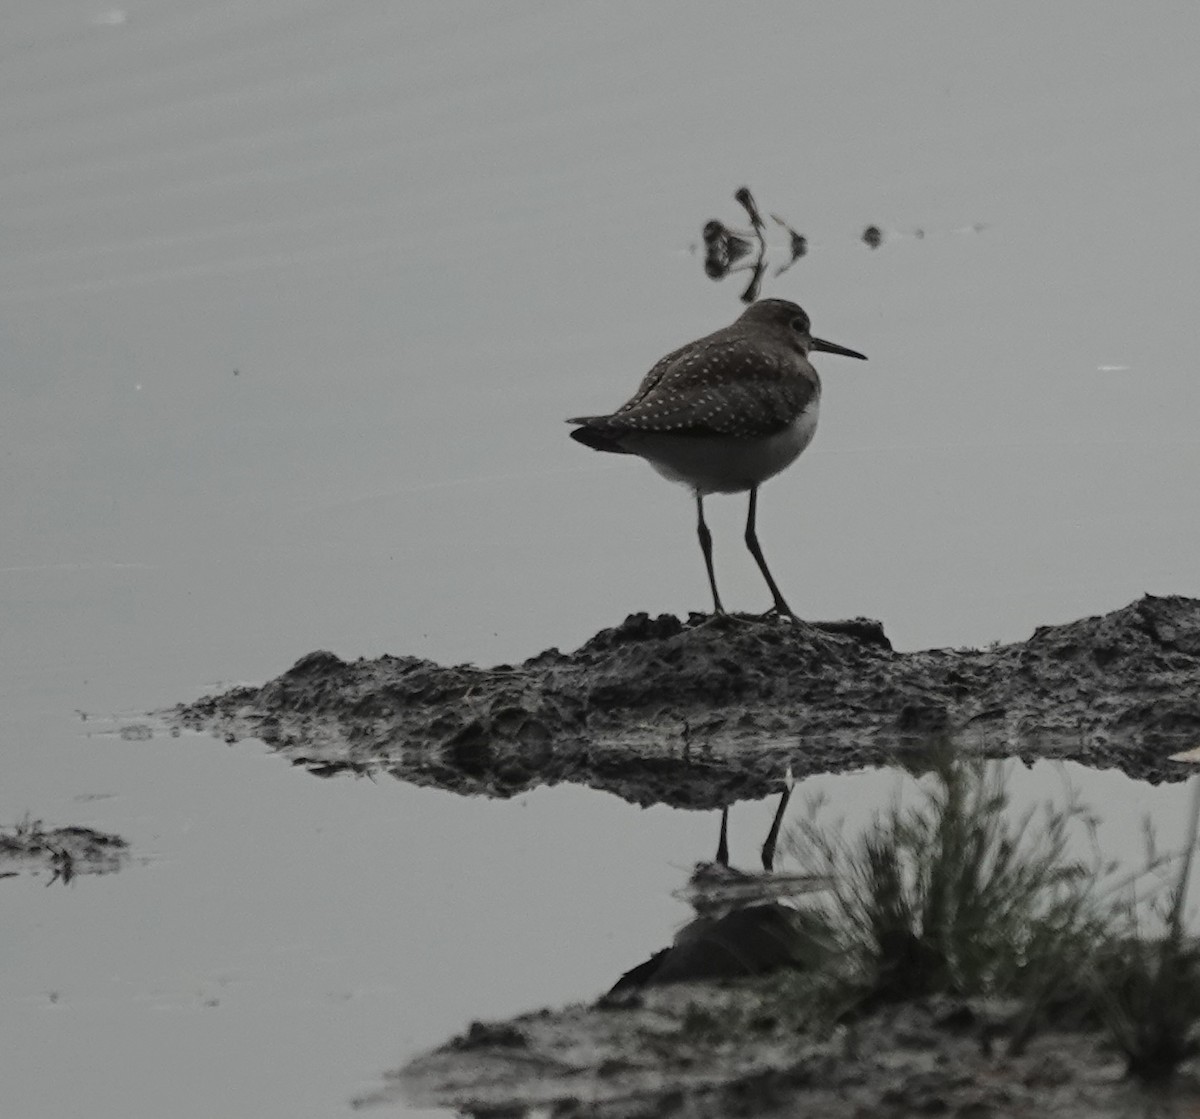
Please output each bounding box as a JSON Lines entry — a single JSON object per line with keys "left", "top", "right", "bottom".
{"left": 172, "top": 595, "right": 1200, "bottom": 810}
{"left": 362, "top": 983, "right": 1198, "bottom": 1119}
{"left": 0, "top": 819, "right": 129, "bottom": 884}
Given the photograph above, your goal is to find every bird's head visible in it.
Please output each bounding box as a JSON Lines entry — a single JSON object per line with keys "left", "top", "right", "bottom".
{"left": 738, "top": 299, "right": 867, "bottom": 361}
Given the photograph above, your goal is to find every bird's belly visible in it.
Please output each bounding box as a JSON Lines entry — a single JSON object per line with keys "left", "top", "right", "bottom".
{"left": 626, "top": 405, "right": 819, "bottom": 495}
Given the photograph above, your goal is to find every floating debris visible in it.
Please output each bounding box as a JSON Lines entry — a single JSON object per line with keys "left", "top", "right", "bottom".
{"left": 0, "top": 816, "right": 130, "bottom": 885}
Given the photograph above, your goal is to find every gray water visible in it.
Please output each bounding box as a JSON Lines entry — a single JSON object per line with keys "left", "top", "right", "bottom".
{"left": 4, "top": 3, "right": 1200, "bottom": 1116}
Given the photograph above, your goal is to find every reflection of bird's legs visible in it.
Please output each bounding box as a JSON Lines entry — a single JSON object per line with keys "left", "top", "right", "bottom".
{"left": 761, "top": 769, "right": 796, "bottom": 872}
{"left": 745, "top": 486, "right": 795, "bottom": 619}
{"left": 714, "top": 769, "right": 794, "bottom": 873}
{"left": 696, "top": 492, "right": 725, "bottom": 615}
{"left": 716, "top": 805, "right": 730, "bottom": 868}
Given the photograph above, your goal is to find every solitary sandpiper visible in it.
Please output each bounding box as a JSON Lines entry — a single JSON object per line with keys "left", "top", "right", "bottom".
{"left": 568, "top": 299, "right": 867, "bottom": 619}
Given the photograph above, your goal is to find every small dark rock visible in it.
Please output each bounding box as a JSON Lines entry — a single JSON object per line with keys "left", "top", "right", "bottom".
{"left": 811, "top": 617, "right": 892, "bottom": 650}
{"left": 896, "top": 704, "right": 951, "bottom": 734}
{"left": 932, "top": 1002, "right": 977, "bottom": 1032}
{"left": 449, "top": 1020, "right": 528, "bottom": 1051}
{"left": 445, "top": 720, "right": 492, "bottom": 775}
{"left": 583, "top": 612, "right": 686, "bottom": 651}
{"left": 285, "top": 650, "right": 345, "bottom": 677}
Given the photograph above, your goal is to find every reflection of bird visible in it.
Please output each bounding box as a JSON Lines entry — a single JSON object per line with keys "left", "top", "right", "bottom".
{"left": 568, "top": 300, "right": 866, "bottom": 618}
{"left": 701, "top": 219, "right": 757, "bottom": 282}
{"left": 605, "top": 773, "right": 829, "bottom": 994}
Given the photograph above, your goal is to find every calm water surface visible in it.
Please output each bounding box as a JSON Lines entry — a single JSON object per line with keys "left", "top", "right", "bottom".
{"left": 5, "top": 3, "right": 1200, "bottom": 1116}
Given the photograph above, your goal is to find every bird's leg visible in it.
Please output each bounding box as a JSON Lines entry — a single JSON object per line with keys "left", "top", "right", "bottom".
{"left": 744, "top": 486, "right": 797, "bottom": 620}
{"left": 695, "top": 492, "right": 725, "bottom": 615}
{"left": 760, "top": 769, "right": 796, "bottom": 872}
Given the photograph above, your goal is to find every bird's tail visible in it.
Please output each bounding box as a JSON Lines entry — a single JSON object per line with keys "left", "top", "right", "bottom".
{"left": 567, "top": 422, "right": 634, "bottom": 455}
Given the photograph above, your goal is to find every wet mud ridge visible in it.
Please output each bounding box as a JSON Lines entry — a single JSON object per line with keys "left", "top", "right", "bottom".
{"left": 172, "top": 595, "right": 1200, "bottom": 809}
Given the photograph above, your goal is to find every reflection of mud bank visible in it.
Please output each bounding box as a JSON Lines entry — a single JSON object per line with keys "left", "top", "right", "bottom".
{"left": 0, "top": 820, "right": 129, "bottom": 884}
{"left": 173, "top": 595, "right": 1200, "bottom": 809}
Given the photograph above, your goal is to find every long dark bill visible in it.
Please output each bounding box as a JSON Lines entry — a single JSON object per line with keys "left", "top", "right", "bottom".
{"left": 811, "top": 337, "right": 868, "bottom": 361}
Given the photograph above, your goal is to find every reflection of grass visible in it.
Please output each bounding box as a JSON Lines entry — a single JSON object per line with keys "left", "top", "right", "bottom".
{"left": 781, "top": 748, "right": 1200, "bottom": 1082}
{"left": 1097, "top": 934, "right": 1200, "bottom": 1080}
{"left": 0, "top": 812, "right": 50, "bottom": 851}
{"left": 1096, "top": 779, "right": 1200, "bottom": 1080}
{"left": 1, "top": 814, "right": 66, "bottom": 883}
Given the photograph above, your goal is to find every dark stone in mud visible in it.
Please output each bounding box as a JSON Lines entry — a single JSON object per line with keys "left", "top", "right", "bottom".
{"left": 450, "top": 1020, "right": 528, "bottom": 1051}
{"left": 172, "top": 596, "right": 1200, "bottom": 810}
{"left": 606, "top": 903, "right": 818, "bottom": 997}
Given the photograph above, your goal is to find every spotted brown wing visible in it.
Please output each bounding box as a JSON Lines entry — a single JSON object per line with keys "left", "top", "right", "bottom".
{"left": 599, "top": 336, "right": 816, "bottom": 437}
{"left": 592, "top": 377, "right": 813, "bottom": 437}
{"left": 615, "top": 338, "right": 705, "bottom": 413}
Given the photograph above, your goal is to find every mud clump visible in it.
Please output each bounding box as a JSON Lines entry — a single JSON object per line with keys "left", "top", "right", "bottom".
{"left": 172, "top": 595, "right": 1200, "bottom": 809}
{"left": 361, "top": 985, "right": 1188, "bottom": 1119}
{"left": 0, "top": 819, "right": 129, "bottom": 884}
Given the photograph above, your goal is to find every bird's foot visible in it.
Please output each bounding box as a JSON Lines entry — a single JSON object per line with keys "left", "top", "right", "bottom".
{"left": 693, "top": 607, "right": 800, "bottom": 629}
{"left": 692, "top": 609, "right": 761, "bottom": 631}
{"left": 756, "top": 603, "right": 800, "bottom": 624}
{"left": 693, "top": 608, "right": 738, "bottom": 629}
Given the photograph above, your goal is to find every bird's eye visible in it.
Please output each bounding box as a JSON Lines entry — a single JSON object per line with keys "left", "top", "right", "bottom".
{"left": 790, "top": 316, "right": 809, "bottom": 333}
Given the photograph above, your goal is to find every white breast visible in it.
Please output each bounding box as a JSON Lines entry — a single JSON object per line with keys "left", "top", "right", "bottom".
{"left": 625, "top": 402, "right": 821, "bottom": 495}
